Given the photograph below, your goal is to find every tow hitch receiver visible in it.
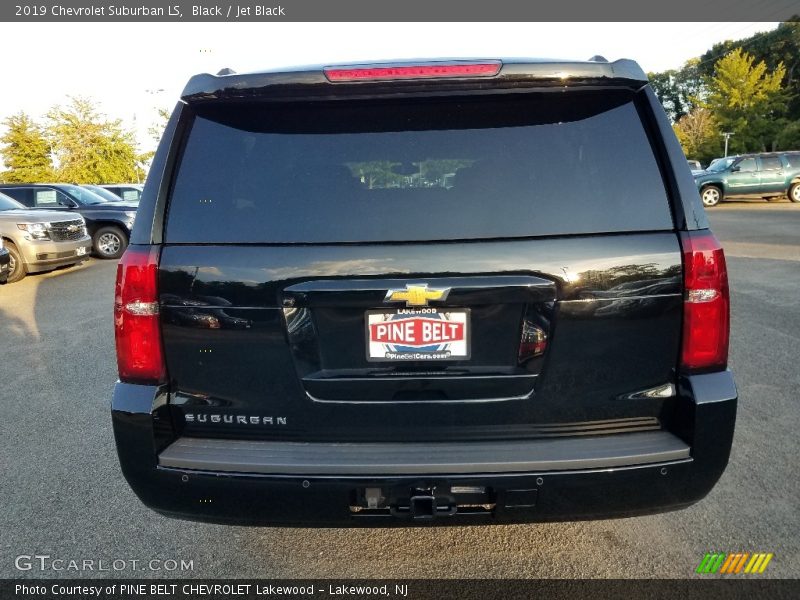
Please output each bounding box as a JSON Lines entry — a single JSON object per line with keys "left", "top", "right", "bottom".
{"left": 390, "top": 487, "right": 456, "bottom": 520}
{"left": 350, "top": 485, "right": 495, "bottom": 520}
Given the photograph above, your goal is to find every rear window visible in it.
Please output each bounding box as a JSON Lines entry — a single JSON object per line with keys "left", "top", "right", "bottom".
{"left": 166, "top": 92, "right": 673, "bottom": 243}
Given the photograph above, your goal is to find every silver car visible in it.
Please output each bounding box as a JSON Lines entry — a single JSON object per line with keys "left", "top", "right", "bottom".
{"left": 0, "top": 192, "right": 92, "bottom": 283}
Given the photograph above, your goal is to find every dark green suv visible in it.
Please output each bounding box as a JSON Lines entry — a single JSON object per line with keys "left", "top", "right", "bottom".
{"left": 694, "top": 152, "right": 800, "bottom": 207}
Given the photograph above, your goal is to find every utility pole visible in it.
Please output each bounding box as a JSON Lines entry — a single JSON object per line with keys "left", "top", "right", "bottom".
{"left": 721, "top": 132, "right": 734, "bottom": 157}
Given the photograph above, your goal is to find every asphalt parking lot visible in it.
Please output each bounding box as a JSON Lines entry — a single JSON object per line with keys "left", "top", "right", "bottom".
{"left": 1, "top": 201, "right": 798, "bottom": 579}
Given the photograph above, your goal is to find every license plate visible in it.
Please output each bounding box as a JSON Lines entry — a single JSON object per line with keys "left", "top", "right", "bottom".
{"left": 366, "top": 308, "right": 470, "bottom": 362}
{"left": 76, "top": 246, "right": 86, "bottom": 256}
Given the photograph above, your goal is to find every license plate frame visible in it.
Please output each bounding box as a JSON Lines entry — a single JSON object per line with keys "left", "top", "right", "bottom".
{"left": 365, "top": 308, "right": 471, "bottom": 362}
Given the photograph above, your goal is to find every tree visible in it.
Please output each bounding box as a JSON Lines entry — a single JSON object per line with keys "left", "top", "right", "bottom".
{"left": 46, "top": 96, "right": 141, "bottom": 183}
{"left": 650, "top": 22, "right": 799, "bottom": 151}
{"left": 346, "top": 161, "right": 402, "bottom": 188}
{"left": 648, "top": 70, "right": 685, "bottom": 123}
{"left": 148, "top": 107, "right": 171, "bottom": 145}
{"left": 777, "top": 120, "right": 800, "bottom": 150}
{"left": 0, "top": 112, "right": 54, "bottom": 182}
{"left": 416, "top": 159, "right": 474, "bottom": 186}
{"left": 704, "top": 49, "right": 787, "bottom": 153}
{"left": 673, "top": 107, "right": 721, "bottom": 163}
{"left": 648, "top": 58, "right": 705, "bottom": 123}
{"left": 699, "top": 21, "right": 800, "bottom": 122}
{"left": 136, "top": 107, "right": 172, "bottom": 171}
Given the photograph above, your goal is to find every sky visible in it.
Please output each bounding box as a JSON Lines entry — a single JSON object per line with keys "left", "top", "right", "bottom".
{"left": 0, "top": 21, "right": 780, "bottom": 152}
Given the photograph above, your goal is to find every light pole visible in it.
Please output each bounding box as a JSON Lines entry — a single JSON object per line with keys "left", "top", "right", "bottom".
{"left": 721, "top": 132, "right": 734, "bottom": 157}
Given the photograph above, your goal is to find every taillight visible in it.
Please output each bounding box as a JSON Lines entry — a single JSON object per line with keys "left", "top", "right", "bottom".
{"left": 518, "top": 320, "right": 548, "bottom": 364}
{"left": 680, "top": 231, "right": 730, "bottom": 372}
{"left": 323, "top": 62, "right": 502, "bottom": 82}
{"left": 114, "top": 245, "right": 165, "bottom": 384}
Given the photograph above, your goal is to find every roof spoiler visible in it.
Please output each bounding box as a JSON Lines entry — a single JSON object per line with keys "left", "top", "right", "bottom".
{"left": 181, "top": 58, "right": 648, "bottom": 103}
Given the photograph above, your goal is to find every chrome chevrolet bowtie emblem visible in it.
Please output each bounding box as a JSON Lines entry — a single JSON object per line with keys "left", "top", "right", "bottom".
{"left": 384, "top": 284, "right": 450, "bottom": 307}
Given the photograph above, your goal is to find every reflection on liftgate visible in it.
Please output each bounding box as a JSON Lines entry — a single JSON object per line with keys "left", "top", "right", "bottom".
{"left": 111, "top": 57, "right": 737, "bottom": 526}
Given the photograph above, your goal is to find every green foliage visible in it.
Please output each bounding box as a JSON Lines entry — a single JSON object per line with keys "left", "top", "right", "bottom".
{"left": 777, "top": 120, "right": 800, "bottom": 149}
{"left": 704, "top": 49, "right": 787, "bottom": 153}
{"left": 346, "top": 159, "right": 474, "bottom": 189}
{"left": 652, "top": 22, "right": 799, "bottom": 158}
{"left": 416, "top": 159, "right": 474, "bottom": 186}
{"left": 46, "top": 96, "right": 142, "bottom": 183}
{"left": 346, "top": 161, "right": 403, "bottom": 188}
{"left": 135, "top": 107, "right": 173, "bottom": 171}
{"left": 698, "top": 21, "right": 800, "bottom": 123}
{"left": 673, "top": 107, "right": 722, "bottom": 164}
{"left": 148, "top": 107, "right": 171, "bottom": 144}
{"left": 0, "top": 112, "right": 54, "bottom": 182}
{"left": 648, "top": 58, "right": 705, "bottom": 122}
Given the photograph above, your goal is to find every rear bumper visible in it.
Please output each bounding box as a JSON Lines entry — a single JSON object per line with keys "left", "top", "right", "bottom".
{"left": 111, "top": 371, "right": 737, "bottom": 526}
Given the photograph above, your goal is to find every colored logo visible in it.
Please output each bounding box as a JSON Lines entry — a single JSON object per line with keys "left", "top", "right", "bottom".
{"left": 366, "top": 309, "right": 470, "bottom": 361}
{"left": 696, "top": 552, "right": 774, "bottom": 574}
{"left": 384, "top": 284, "right": 450, "bottom": 307}
{"left": 370, "top": 316, "right": 465, "bottom": 347}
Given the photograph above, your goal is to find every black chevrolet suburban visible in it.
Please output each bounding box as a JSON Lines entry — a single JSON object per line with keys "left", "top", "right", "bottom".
{"left": 111, "top": 58, "right": 737, "bottom": 526}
